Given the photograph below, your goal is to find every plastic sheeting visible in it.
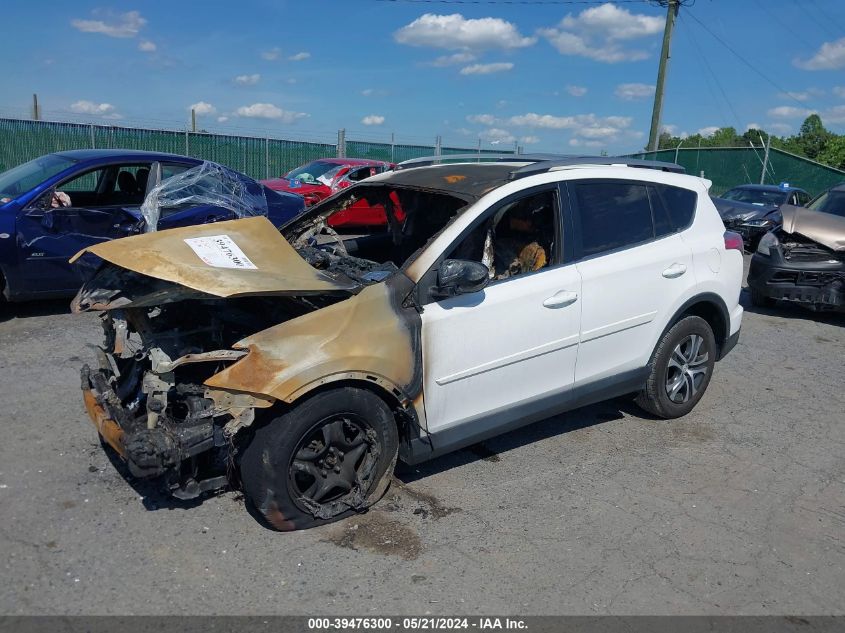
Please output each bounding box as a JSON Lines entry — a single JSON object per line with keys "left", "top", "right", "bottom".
{"left": 141, "top": 161, "right": 268, "bottom": 232}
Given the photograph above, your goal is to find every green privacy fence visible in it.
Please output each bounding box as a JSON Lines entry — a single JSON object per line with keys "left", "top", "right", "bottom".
{"left": 0, "top": 118, "right": 511, "bottom": 181}
{"left": 627, "top": 147, "right": 845, "bottom": 197}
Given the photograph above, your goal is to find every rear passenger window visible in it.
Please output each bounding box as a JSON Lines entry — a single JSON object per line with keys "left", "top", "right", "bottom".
{"left": 652, "top": 184, "right": 696, "bottom": 231}
{"left": 572, "top": 182, "right": 653, "bottom": 257}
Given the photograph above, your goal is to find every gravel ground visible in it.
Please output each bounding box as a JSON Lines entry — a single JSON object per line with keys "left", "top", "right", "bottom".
{"left": 1, "top": 259, "right": 843, "bottom": 615}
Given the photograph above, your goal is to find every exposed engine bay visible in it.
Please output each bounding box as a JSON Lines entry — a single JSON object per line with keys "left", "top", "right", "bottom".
{"left": 77, "top": 183, "right": 468, "bottom": 499}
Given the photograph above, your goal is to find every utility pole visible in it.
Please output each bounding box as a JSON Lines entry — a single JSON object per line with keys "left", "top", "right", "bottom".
{"left": 191, "top": 108, "right": 196, "bottom": 133}
{"left": 647, "top": 0, "right": 680, "bottom": 152}
{"left": 32, "top": 94, "right": 40, "bottom": 121}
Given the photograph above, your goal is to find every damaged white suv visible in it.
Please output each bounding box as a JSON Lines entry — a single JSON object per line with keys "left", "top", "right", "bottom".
{"left": 73, "top": 156, "right": 744, "bottom": 530}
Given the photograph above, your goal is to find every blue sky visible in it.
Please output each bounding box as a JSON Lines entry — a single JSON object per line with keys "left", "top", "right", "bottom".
{"left": 2, "top": 0, "right": 845, "bottom": 154}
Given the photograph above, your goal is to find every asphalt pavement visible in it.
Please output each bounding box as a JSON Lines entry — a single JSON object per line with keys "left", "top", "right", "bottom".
{"left": 1, "top": 261, "right": 843, "bottom": 615}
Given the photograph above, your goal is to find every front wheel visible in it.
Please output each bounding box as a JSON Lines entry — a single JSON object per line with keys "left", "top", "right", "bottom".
{"left": 636, "top": 316, "right": 717, "bottom": 419}
{"left": 240, "top": 387, "right": 399, "bottom": 531}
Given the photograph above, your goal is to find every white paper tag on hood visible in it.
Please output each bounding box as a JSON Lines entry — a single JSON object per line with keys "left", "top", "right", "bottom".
{"left": 184, "top": 235, "right": 258, "bottom": 270}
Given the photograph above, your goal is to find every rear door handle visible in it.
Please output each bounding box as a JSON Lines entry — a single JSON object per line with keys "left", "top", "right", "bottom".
{"left": 543, "top": 290, "right": 578, "bottom": 308}
{"left": 662, "top": 263, "right": 687, "bottom": 279}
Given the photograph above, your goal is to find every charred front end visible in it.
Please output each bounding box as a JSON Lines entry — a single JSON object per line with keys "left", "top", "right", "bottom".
{"left": 79, "top": 293, "right": 313, "bottom": 497}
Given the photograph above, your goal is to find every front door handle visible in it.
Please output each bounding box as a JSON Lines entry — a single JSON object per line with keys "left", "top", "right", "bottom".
{"left": 543, "top": 290, "right": 578, "bottom": 309}
{"left": 662, "top": 263, "right": 687, "bottom": 279}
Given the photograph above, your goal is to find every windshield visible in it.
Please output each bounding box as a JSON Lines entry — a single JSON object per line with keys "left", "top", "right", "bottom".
{"left": 0, "top": 154, "right": 77, "bottom": 202}
{"left": 721, "top": 188, "right": 785, "bottom": 206}
{"left": 285, "top": 161, "right": 344, "bottom": 186}
{"left": 808, "top": 190, "right": 845, "bottom": 218}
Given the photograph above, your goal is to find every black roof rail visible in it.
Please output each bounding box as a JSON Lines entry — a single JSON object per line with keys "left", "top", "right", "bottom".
{"left": 394, "top": 153, "right": 569, "bottom": 170}
{"left": 395, "top": 154, "right": 686, "bottom": 177}
{"left": 508, "top": 157, "right": 685, "bottom": 180}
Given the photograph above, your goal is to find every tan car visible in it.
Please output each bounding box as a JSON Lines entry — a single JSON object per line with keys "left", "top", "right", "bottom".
{"left": 74, "top": 157, "right": 743, "bottom": 530}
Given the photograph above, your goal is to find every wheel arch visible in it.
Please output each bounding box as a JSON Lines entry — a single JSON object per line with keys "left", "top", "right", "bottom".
{"left": 268, "top": 373, "right": 423, "bottom": 444}
{"left": 662, "top": 292, "right": 729, "bottom": 356}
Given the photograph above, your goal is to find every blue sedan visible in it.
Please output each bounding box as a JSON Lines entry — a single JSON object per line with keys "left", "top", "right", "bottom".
{"left": 0, "top": 150, "right": 305, "bottom": 302}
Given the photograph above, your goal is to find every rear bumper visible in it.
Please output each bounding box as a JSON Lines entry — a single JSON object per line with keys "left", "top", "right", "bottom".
{"left": 748, "top": 254, "right": 845, "bottom": 310}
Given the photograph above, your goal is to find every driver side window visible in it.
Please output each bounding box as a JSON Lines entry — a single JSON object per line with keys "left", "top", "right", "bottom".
{"left": 448, "top": 189, "right": 558, "bottom": 282}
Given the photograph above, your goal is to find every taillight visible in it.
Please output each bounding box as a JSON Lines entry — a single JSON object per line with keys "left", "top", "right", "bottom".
{"left": 724, "top": 230, "right": 744, "bottom": 252}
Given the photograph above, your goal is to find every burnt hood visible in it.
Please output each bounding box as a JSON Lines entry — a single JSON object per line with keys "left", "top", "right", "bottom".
{"left": 780, "top": 205, "right": 845, "bottom": 251}
{"left": 70, "top": 216, "right": 360, "bottom": 309}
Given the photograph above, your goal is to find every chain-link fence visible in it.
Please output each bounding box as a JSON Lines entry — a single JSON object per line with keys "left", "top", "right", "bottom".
{"left": 628, "top": 147, "right": 845, "bottom": 197}
{"left": 0, "top": 118, "right": 513, "bottom": 181}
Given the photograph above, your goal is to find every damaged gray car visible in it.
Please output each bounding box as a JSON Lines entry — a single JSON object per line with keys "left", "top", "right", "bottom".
{"left": 748, "top": 197, "right": 845, "bottom": 311}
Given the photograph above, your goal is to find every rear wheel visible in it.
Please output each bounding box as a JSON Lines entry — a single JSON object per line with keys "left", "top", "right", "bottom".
{"left": 636, "top": 316, "right": 716, "bottom": 419}
{"left": 240, "top": 387, "right": 398, "bottom": 531}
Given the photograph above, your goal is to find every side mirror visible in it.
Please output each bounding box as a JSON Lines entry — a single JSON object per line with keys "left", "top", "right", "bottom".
{"left": 25, "top": 188, "right": 54, "bottom": 215}
{"left": 432, "top": 259, "right": 490, "bottom": 298}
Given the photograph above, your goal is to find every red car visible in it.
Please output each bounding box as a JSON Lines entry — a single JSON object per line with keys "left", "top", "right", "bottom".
{"left": 262, "top": 158, "right": 397, "bottom": 228}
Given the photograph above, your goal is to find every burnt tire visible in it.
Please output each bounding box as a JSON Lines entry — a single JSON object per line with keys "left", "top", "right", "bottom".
{"left": 635, "top": 316, "right": 717, "bottom": 419}
{"left": 240, "top": 387, "right": 399, "bottom": 531}
{"left": 750, "top": 288, "right": 775, "bottom": 308}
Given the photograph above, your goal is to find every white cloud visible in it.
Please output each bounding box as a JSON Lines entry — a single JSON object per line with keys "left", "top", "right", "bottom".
{"left": 824, "top": 104, "right": 845, "bottom": 124}
{"left": 261, "top": 47, "right": 281, "bottom": 61}
{"left": 138, "top": 39, "right": 156, "bottom": 52}
{"left": 507, "top": 111, "right": 633, "bottom": 144}
{"left": 778, "top": 91, "right": 810, "bottom": 102}
{"left": 361, "top": 88, "right": 374, "bottom": 96}
{"left": 745, "top": 122, "right": 762, "bottom": 131}
{"left": 394, "top": 13, "right": 536, "bottom": 51}
{"left": 660, "top": 124, "right": 677, "bottom": 135}
{"left": 71, "top": 10, "right": 146, "bottom": 38}
{"left": 615, "top": 82, "right": 655, "bottom": 100}
{"left": 566, "top": 85, "right": 588, "bottom": 97}
{"left": 540, "top": 3, "right": 662, "bottom": 63}
{"left": 362, "top": 115, "right": 385, "bottom": 126}
{"left": 288, "top": 52, "right": 310, "bottom": 61}
{"left": 768, "top": 105, "right": 816, "bottom": 118}
{"left": 70, "top": 100, "right": 117, "bottom": 116}
{"left": 698, "top": 126, "right": 720, "bottom": 137}
{"left": 460, "top": 62, "right": 514, "bottom": 75}
{"left": 430, "top": 52, "right": 477, "bottom": 67}
{"left": 234, "top": 73, "right": 261, "bottom": 85}
{"left": 467, "top": 113, "right": 497, "bottom": 125}
{"left": 520, "top": 135, "right": 540, "bottom": 145}
{"left": 794, "top": 37, "right": 845, "bottom": 70}
{"left": 481, "top": 128, "right": 516, "bottom": 144}
{"left": 189, "top": 101, "right": 216, "bottom": 116}
{"left": 217, "top": 116, "right": 229, "bottom": 123}
{"left": 766, "top": 123, "right": 791, "bottom": 134}
{"left": 568, "top": 138, "right": 605, "bottom": 148}
{"left": 777, "top": 88, "right": 824, "bottom": 102}
{"left": 833, "top": 86, "right": 845, "bottom": 99}
{"left": 561, "top": 2, "right": 663, "bottom": 39}
{"left": 236, "top": 103, "right": 308, "bottom": 122}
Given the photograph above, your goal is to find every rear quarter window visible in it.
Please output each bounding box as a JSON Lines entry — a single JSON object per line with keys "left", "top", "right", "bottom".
{"left": 651, "top": 183, "right": 697, "bottom": 233}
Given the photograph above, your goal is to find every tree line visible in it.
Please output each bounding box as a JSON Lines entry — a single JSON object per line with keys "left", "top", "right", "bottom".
{"left": 657, "top": 114, "right": 845, "bottom": 171}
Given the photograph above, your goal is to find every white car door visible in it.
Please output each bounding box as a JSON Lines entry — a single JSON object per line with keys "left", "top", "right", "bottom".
{"left": 420, "top": 185, "right": 582, "bottom": 436}
{"left": 567, "top": 179, "right": 697, "bottom": 386}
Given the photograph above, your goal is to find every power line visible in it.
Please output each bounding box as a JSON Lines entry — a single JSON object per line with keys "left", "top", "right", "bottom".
{"left": 749, "top": 0, "right": 818, "bottom": 51}
{"left": 684, "top": 9, "right": 812, "bottom": 110}
{"left": 375, "top": 0, "right": 652, "bottom": 4}
{"left": 805, "top": 0, "right": 845, "bottom": 37}
{"left": 680, "top": 13, "right": 739, "bottom": 130}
